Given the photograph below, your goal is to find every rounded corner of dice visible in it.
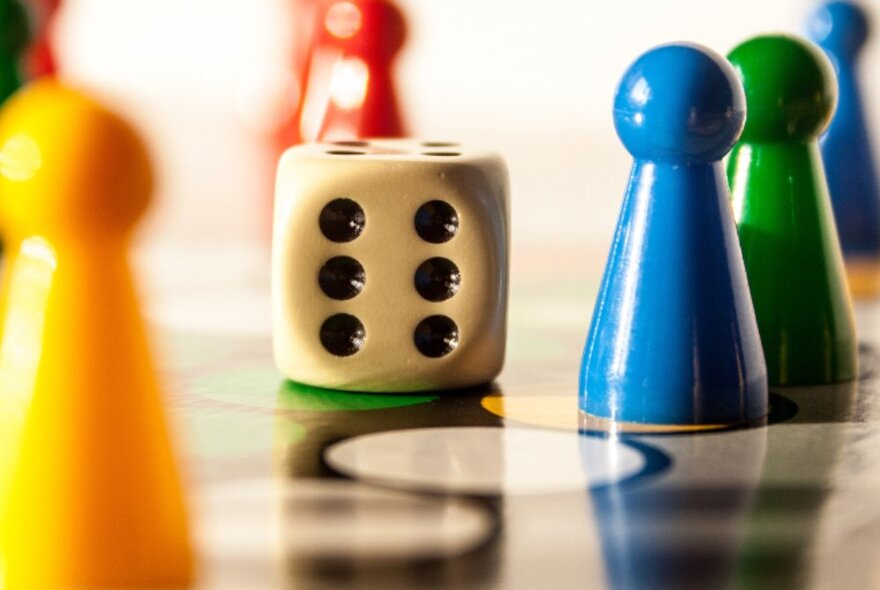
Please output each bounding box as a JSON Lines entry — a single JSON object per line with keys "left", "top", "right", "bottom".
{"left": 271, "top": 143, "right": 511, "bottom": 393}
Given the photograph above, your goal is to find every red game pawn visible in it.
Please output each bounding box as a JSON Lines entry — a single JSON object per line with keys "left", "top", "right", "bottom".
{"left": 24, "top": 0, "right": 61, "bottom": 78}
{"left": 290, "top": 0, "right": 408, "bottom": 143}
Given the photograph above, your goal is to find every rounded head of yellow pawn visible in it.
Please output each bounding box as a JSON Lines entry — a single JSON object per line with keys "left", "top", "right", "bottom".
{"left": 728, "top": 34, "right": 837, "bottom": 143}
{"left": 0, "top": 79, "right": 152, "bottom": 240}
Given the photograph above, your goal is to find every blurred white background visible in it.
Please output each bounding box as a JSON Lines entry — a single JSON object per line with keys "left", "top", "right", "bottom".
{"left": 49, "top": 0, "right": 880, "bottom": 255}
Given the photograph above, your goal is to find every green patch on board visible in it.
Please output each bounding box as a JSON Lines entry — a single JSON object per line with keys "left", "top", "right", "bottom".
{"left": 279, "top": 380, "right": 438, "bottom": 412}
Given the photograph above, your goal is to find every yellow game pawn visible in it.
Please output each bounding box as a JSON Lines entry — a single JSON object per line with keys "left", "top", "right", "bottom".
{"left": 0, "top": 80, "right": 193, "bottom": 588}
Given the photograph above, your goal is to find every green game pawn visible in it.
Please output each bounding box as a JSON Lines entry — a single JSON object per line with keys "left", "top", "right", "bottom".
{"left": 0, "top": 0, "right": 29, "bottom": 103}
{"left": 727, "top": 34, "right": 857, "bottom": 386}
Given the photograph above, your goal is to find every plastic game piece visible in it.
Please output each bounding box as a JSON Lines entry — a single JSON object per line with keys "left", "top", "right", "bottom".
{"left": 808, "top": 1, "right": 880, "bottom": 297}
{"left": 272, "top": 139, "right": 509, "bottom": 392}
{"left": 0, "top": 0, "right": 30, "bottom": 102}
{"left": 289, "top": 0, "right": 407, "bottom": 144}
{"left": 0, "top": 80, "right": 193, "bottom": 588}
{"left": 727, "top": 34, "right": 858, "bottom": 386}
{"left": 579, "top": 44, "right": 768, "bottom": 428}
{"left": 24, "top": 0, "right": 60, "bottom": 78}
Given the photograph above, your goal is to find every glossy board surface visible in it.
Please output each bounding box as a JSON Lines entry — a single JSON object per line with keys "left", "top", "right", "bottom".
{"left": 144, "top": 266, "right": 880, "bottom": 590}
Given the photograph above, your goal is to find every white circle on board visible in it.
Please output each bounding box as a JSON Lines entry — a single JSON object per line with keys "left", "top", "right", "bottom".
{"left": 324, "top": 426, "right": 646, "bottom": 496}
{"left": 198, "top": 478, "right": 494, "bottom": 562}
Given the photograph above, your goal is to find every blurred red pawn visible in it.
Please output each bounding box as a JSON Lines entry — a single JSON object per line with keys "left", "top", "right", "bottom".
{"left": 278, "top": 0, "right": 408, "bottom": 147}
{"left": 24, "top": 0, "right": 61, "bottom": 78}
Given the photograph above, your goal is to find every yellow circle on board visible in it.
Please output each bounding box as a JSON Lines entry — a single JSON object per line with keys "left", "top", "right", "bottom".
{"left": 482, "top": 386, "right": 744, "bottom": 434}
{"left": 481, "top": 394, "right": 579, "bottom": 432}
{"left": 846, "top": 258, "right": 880, "bottom": 299}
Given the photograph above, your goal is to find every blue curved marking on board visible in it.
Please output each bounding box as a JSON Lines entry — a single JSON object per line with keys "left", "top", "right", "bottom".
{"left": 580, "top": 430, "right": 673, "bottom": 491}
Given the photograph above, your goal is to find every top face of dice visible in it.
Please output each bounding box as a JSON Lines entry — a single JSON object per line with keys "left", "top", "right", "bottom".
{"left": 272, "top": 139, "right": 510, "bottom": 392}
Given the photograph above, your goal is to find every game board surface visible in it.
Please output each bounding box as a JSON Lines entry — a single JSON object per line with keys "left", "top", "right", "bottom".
{"left": 149, "top": 250, "right": 880, "bottom": 589}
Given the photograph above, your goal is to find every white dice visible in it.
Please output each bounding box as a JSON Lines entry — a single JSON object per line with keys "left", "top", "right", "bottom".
{"left": 272, "top": 139, "right": 510, "bottom": 392}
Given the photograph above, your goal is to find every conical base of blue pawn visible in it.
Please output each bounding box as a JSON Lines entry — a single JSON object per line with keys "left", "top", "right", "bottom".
{"left": 580, "top": 161, "right": 768, "bottom": 427}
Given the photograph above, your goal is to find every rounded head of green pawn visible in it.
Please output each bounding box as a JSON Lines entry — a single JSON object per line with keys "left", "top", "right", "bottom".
{"left": 727, "top": 34, "right": 837, "bottom": 143}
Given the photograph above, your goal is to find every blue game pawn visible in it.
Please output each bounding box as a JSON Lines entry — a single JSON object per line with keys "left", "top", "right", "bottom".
{"left": 579, "top": 44, "right": 768, "bottom": 429}
{"left": 809, "top": 1, "right": 880, "bottom": 297}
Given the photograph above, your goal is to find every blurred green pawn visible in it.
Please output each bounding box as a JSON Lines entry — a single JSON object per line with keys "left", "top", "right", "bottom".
{"left": 727, "top": 34, "right": 857, "bottom": 386}
{"left": 0, "top": 0, "right": 29, "bottom": 103}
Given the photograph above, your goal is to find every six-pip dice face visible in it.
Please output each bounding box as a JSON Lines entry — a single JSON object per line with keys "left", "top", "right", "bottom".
{"left": 272, "top": 139, "right": 510, "bottom": 392}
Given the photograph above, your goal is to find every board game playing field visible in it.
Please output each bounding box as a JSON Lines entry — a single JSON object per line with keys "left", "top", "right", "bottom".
{"left": 7, "top": 3, "right": 880, "bottom": 588}
{"left": 146, "top": 245, "right": 880, "bottom": 590}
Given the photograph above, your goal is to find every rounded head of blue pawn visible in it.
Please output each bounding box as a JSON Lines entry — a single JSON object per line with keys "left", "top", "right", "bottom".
{"left": 613, "top": 43, "right": 746, "bottom": 164}
{"left": 728, "top": 35, "right": 837, "bottom": 143}
{"left": 809, "top": 1, "right": 870, "bottom": 58}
